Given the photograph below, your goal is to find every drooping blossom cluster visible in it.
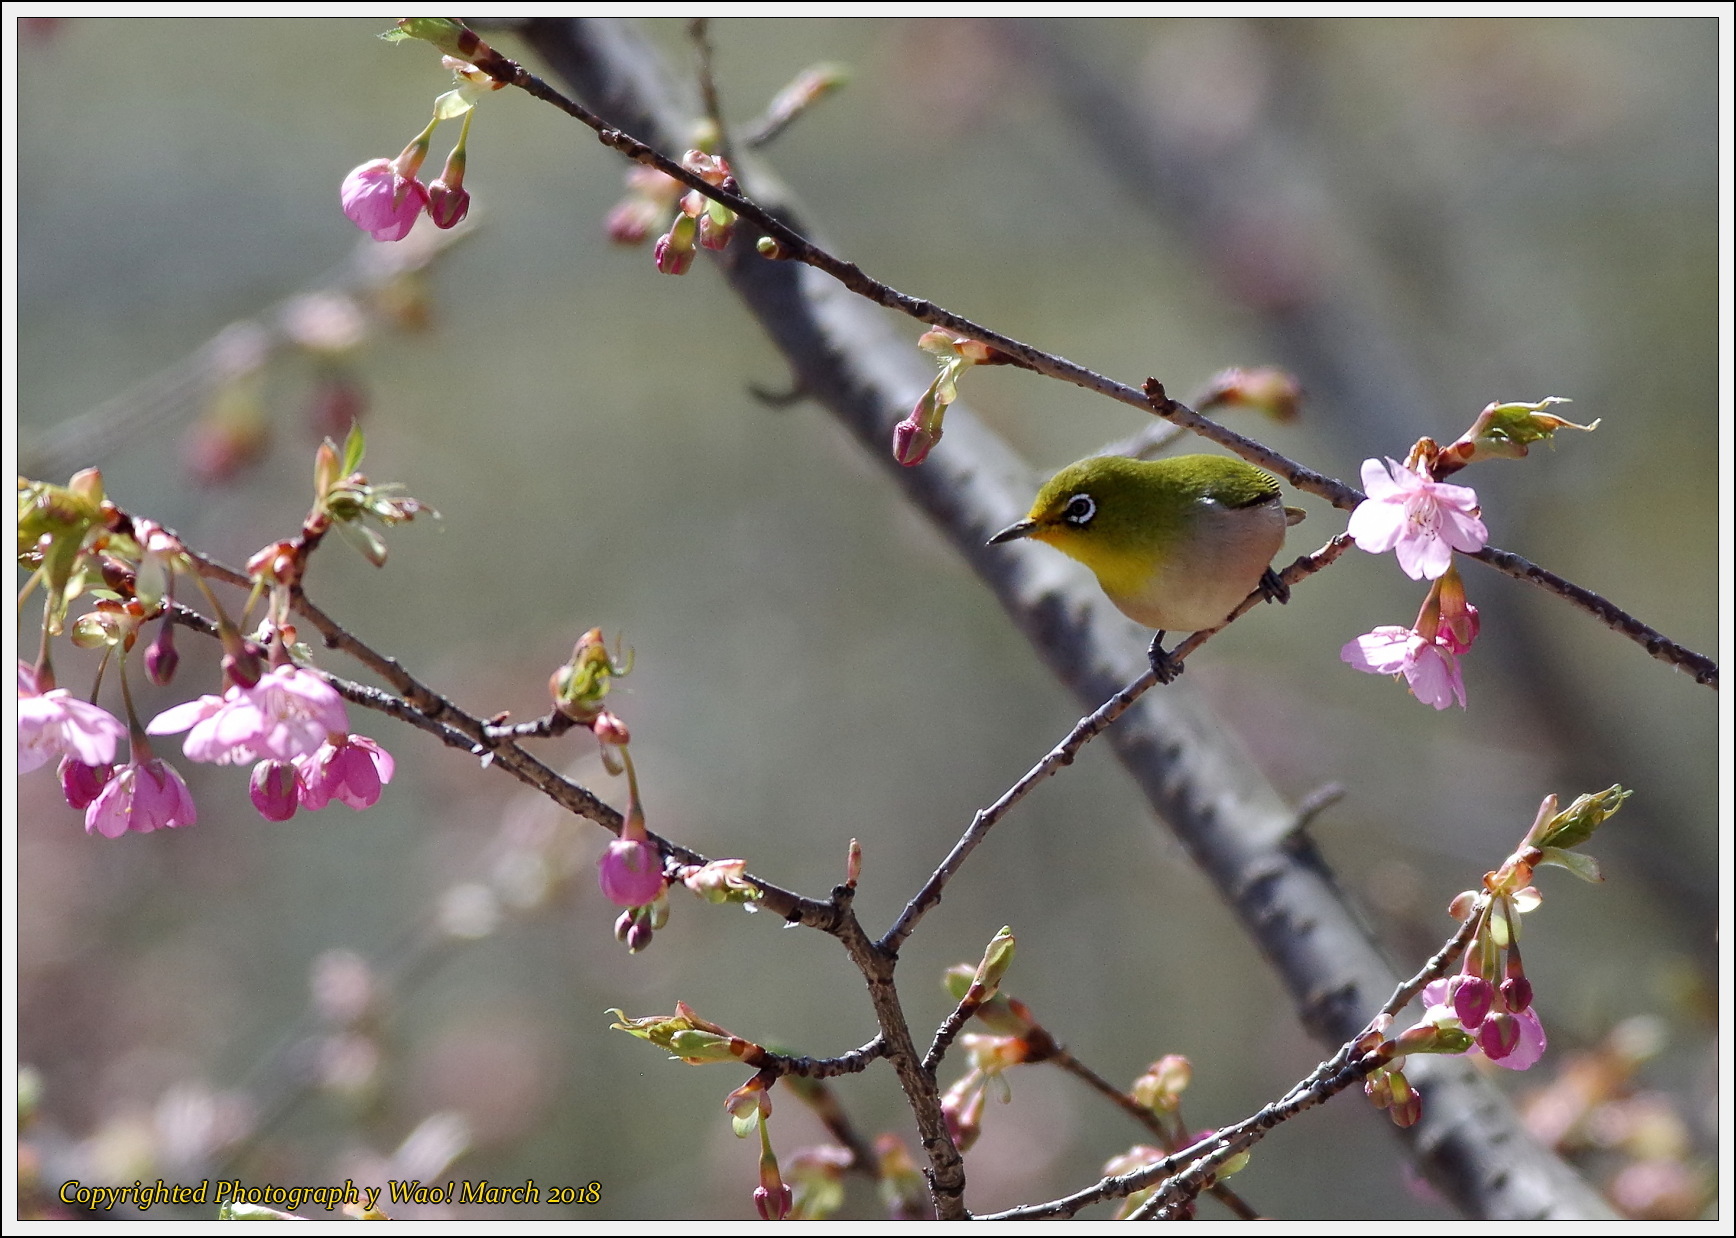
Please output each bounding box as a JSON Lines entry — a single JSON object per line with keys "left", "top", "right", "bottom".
{"left": 340, "top": 54, "right": 497, "bottom": 242}
{"left": 82, "top": 757, "right": 200, "bottom": 839}
{"left": 1342, "top": 454, "right": 1488, "bottom": 709}
{"left": 891, "top": 330, "right": 1012, "bottom": 467}
{"left": 1342, "top": 399, "right": 1591, "bottom": 709}
{"left": 148, "top": 664, "right": 393, "bottom": 824}
{"left": 648, "top": 149, "right": 739, "bottom": 275}
{"left": 1341, "top": 562, "right": 1480, "bottom": 710}
{"left": 1358, "top": 787, "right": 1627, "bottom": 1130}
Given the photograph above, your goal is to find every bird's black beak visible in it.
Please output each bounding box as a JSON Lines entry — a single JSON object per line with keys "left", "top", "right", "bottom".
{"left": 987, "top": 518, "right": 1037, "bottom": 546}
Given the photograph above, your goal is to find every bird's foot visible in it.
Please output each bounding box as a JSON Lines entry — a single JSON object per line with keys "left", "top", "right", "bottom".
{"left": 1147, "top": 632, "right": 1184, "bottom": 685}
{"left": 1258, "top": 567, "right": 1292, "bottom": 606}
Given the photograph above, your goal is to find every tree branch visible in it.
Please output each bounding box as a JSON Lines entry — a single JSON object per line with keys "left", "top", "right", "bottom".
{"left": 518, "top": 17, "right": 1616, "bottom": 1219}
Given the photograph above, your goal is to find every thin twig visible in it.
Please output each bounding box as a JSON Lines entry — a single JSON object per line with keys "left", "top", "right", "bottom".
{"left": 982, "top": 911, "right": 1478, "bottom": 1220}
{"left": 921, "top": 993, "right": 984, "bottom": 1075}
{"left": 142, "top": 520, "right": 839, "bottom": 930}
{"left": 879, "top": 534, "right": 1352, "bottom": 954}
{"left": 1047, "top": 1050, "right": 1260, "bottom": 1221}
{"left": 1145, "top": 382, "right": 1718, "bottom": 686}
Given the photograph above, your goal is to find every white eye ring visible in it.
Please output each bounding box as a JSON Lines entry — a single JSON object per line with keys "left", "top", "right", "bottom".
{"left": 1063, "top": 494, "right": 1096, "bottom": 526}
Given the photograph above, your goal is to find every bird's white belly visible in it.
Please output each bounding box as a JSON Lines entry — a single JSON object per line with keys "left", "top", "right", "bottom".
{"left": 1104, "top": 500, "right": 1286, "bottom": 632}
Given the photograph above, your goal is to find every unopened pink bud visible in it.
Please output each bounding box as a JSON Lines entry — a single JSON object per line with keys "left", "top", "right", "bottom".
{"left": 250, "top": 760, "right": 300, "bottom": 822}
{"left": 697, "top": 210, "right": 735, "bottom": 251}
{"left": 427, "top": 181, "right": 471, "bottom": 229}
{"left": 145, "top": 622, "right": 180, "bottom": 686}
{"left": 1478, "top": 1012, "right": 1522, "bottom": 1061}
{"left": 753, "top": 1183, "right": 793, "bottom": 1222}
{"left": 626, "top": 918, "right": 654, "bottom": 953}
{"left": 1501, "top": 974, "right": 1533, "bottom": 1014}
{"left": 592, "top": 711, "right": 631, "bottom": 746}
{"left": 223, "top": 649, "right": 264, "bottom": 690}
{"left": 598, "top": 836, "right": 665, "bottom": 907}
{"left": 1450, "top": 975, "right": 1494, "bottom": 1030}
{"left": 653, "top": 229, "right": 697, "bottom": 275}
{"left": 340, "top": 158, "right": 429, "bottom": 243}
{"left": 1390, "top": 1088, "right": 1422, "bottom": 1127}
{"left": 892, "top": 417, "right": 939, "bottom": 467}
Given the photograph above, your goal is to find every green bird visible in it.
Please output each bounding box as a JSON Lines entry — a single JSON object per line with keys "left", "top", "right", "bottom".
{"left": 989, "top": 454, "right": 1305, "bottom": 681}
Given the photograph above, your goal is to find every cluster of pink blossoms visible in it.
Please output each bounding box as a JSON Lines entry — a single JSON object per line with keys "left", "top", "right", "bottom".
{"left": 20, "top": 659, "right": 394, "bottom": 838}
{"left": 1342, "top": 457, "right": 1488, "bottom": 708}
{"left": 148, "top": 664, "right": 393, "bottom": 823}
{"left": 341, "top": 154, "right": 468, "bottom": 241}
{"left": 340, "top": 104, "right": 476, "bottom": 242}
{"left": 1417, "top": 974, "right": 1546, "bottom": 1071}
{"left": 20, "top": 662, "right": 196, "bottom": 839}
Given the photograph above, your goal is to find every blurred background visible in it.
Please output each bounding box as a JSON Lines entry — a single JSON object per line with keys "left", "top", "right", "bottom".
{"left": 15, "top": 17, "right": 1723, "bottom": 1220}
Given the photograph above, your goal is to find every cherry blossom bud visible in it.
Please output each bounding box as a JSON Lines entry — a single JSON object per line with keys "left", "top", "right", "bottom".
{"left": 592, "top": 710, "right": 631, "bottom": 746}
{"left": 250, "top": 760, "right": 300, "bottom": 821}
{"left": 653, "top": 214, "right": 698, "bottom": 275}
{"left": 1132, "top": 1054, "right": 1192, "bottom": 1113}
{"left": 1478, "top": 1012, "right": 1522, "bottom": 1061}
{"left": 754, "top": 1182, "right": 793, "bottom": 1221}
{"left": 1388, "top": 1076, "right": 1422, "bottom": 1128}
{"left": 145, "top": 621, "right": 179, "bottom": 686}
{"left": 1449, "top": 975, "right": 1494, "bottom": 1030}
{"left": 892, "top": 414, "right": 939, "bottom": 468}
{"left": 598, "top": 836, "right": 664, "bottom": 907}
{"left": 427, "top": 180, "right": 470, "bottom": 229}
{"left": 697, "top": 211, "right": 730, "bottom": 250}
{"left": 942, "top": 1080, "right": 986, "bottom": 1152}
{"left": 1434, "top": 565, "right": 1480, "bottom": 655}
{"left": 68, "top": 467, "right": 105, "bottom": 505}
{"left": 222, "top": 649, "right": 263, "bottom": 691}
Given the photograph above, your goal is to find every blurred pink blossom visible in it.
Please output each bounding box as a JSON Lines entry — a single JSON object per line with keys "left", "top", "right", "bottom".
{"left": 18, "top": 661, "right": 126, "bottom": 773}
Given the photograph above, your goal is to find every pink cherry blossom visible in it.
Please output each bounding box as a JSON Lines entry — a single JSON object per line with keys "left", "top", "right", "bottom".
{"left": 18, "top": 661, "right": 127, "bottom": 774}
{"left": 295, "top": 734, "right": 394, "bottom": 811}
{"left": 85, "top": 759, "right": 197, "bottom": 838}
{"left": 340, "top": 158, "right": 429, "bottom": 242}
{"left": 59, "top": 756, "right": 115, "bottom": 810}
{"left": 1347, "top": 458, "right": 1488, "bottom": 580}
{"left": 148, "top": 665, "right": 349, "bottom": 764}
{"left": 1341, "top": 625, "right": 1466, "bottom": 709}
{"left": 598, "top": 837, "right": 665, "bottom": 907}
